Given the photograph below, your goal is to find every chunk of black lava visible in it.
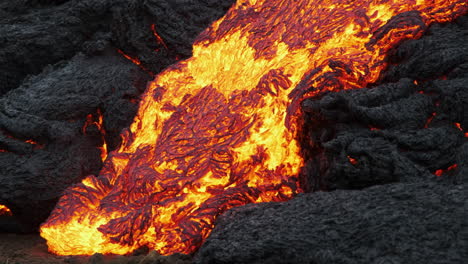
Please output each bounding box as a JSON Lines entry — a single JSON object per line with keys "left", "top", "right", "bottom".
{"left": 300, "top": 15, "right": 468, "bottom": 191}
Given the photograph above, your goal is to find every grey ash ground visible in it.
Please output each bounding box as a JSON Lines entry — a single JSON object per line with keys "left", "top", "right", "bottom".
{"left": 1, "top": 1, "right": 467, "bottom": 264}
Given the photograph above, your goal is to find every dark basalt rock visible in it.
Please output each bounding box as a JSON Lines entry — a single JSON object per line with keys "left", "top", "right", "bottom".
{"left": 0, "top": 50, "right": 151, "bottom": 231}
{"left": 0, "top": 0, "right": 69, "bottom": 16}
{"left": 383, "top": 16, "right": 468, "bottom": 82}
{"left": 195, "top": 182, "right": 467, "bottom": 264}
{"left": 83, "top": 251, "right": 192, "bottom": 264}
{"left": 0, "top": 0, "right": 236, "bottom": 95}
{"left": 0, "top": 4, "right": 84, "bottom": 95}
{"left": 300, "top": 16, "right": 468, "bottom": 192}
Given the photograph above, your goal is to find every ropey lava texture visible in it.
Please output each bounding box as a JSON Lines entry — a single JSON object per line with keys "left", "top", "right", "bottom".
{"left": 0, "top": 0, "right": 235, "bottom": 231}
{"left": 195, "top": 16, "right": 468, "bottom": 264}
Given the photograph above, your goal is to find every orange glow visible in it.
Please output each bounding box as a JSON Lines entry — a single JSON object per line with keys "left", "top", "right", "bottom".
{"left": 117, "top": 49, "right": 153, "bottom": 75}
{"left": 117, "top": 49, "right": 142, "bottom": 66}
{"left": 26, "top": 139, "right": 45, "bottom": 150}
{"left": 424, "top": 112, "right": 436, "bottom": 128}
{"left": 1, "top": 129, "right": 44, "bottom": 149}
{"left": 0, "top": 204, "right": 12, "bottom": 216}
{"left": 82, "top": 110, "right": 108, "bottom": 162}
{"left": 454, "top": 123, "right": 468, "bottom": 137}
{"left": 347, "top": 156, "right": 358, "bottom": 165}
{"left": 435, "top": 164, "right": 458, "bottom": 176}
{"left": 151, "top": 24, "right": 169, "bottom": 50}
{"left": 41, "top": 0, "right": 467, "bottom": 256}
{"left": 97, "top": 111, "right": 108, "bottom": 162}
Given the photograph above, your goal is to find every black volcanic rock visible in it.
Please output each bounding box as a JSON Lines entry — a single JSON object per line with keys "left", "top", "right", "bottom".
{"left": 300, "top": 78, "right": 466, "bottom": 191}
{"left": 0, "top": 50, "right": 151, "bottom": 231}
{"left": 0, "top": 3, "right": 85, "bottom": 95}
{"left": 300, "top": 16, "right": 468, "bottom": 192}
{"left": 0, "top": 0, "right": 236, "bottom": 95}
{"left": 195, "top": 182, "right": 467, "bottom": 264}
{"left": 0, "top": 0, "right": 69, "bottom": 16}
{"left": 383, "top": 15, "right": 468, "bottom": 82}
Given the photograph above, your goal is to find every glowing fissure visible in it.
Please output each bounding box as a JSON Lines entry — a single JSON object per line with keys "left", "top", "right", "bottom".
{"left": 82, "top": 109, "right": 108, "bottom": 162}
{"left": 41, "top": 0, "right": 467, "bottom": 256}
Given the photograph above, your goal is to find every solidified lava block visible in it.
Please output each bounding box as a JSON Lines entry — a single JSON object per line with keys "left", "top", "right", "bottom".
{"left": 0, "top": 0, "right": 236, "bottom": 95}
{"left": 0, "top": 4, "right": 84, "bottom": 95}
{"left": 195, "top": 182, "right": 467, "bottom": 264}
{"left": 0, "top": 0, "right": 69, "bottom": 15}
{"left": 0, "top": 52, "right": 151, "bottom": 232}
{"left": 300, "top": 16, "right": 468, "bottom": 191}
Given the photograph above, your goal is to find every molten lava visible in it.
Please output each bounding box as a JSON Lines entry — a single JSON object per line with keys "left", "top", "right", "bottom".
{"left": 40, "top": 0, "right": 467, "bottom": 256}
{"left": 0, "top": 204, "right": 12, "bottom": 216}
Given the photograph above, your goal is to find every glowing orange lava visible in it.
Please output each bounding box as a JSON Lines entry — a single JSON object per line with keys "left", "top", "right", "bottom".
{"left": 40, "top": 0, "right": 467, "bottom": 256}
{"left": 0, "top": 204, "right": 12, "bottom": 216}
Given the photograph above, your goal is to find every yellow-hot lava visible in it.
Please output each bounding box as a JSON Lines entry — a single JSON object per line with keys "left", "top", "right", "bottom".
{"left": 40, "top": 0, "right": 467, "bottom": 256}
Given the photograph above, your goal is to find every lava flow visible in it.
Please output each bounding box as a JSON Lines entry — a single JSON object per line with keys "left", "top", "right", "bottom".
{"left": 40, "top": 0, "right": 467, "bottom": 256}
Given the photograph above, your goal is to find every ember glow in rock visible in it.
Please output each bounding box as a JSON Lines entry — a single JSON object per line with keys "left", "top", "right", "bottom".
{"left": 40, "top": 0, "right": 467, "bottom": 256}
{"left": 0, "top": 205, "right": 12, "bottom": 216}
